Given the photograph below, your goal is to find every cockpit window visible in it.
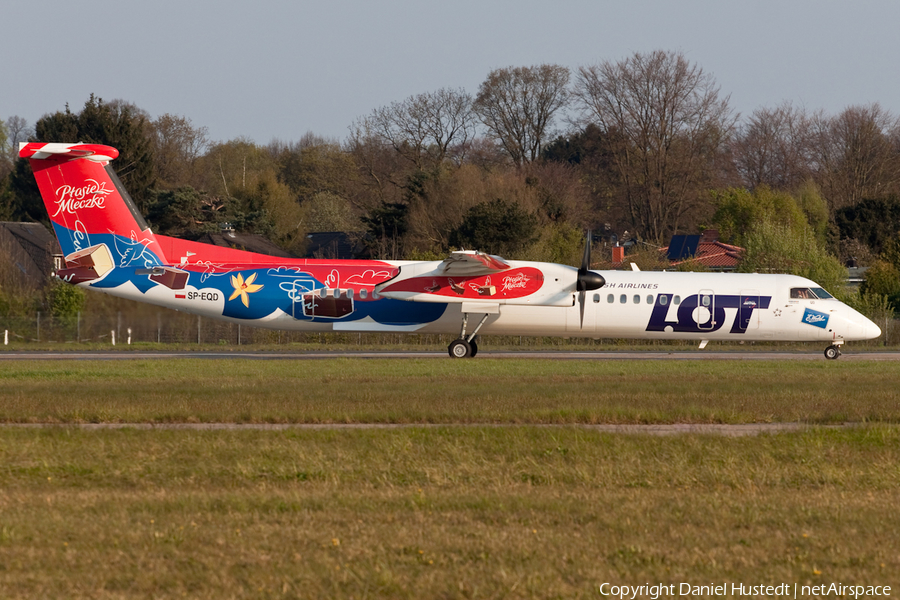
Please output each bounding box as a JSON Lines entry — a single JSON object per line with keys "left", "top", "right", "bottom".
{"left": 791, "top": 287, "right": 834, "bottom": 299}
{"left": 810, "top": 287, "right": 833, "bottom": 299}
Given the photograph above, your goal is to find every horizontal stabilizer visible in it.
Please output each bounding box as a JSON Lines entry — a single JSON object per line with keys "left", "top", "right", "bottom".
{"left": 19, "top": 142, "right": 119, "bottom": 162}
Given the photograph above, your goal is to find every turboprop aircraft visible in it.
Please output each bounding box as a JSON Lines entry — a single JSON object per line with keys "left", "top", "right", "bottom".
{"left": 20, "top": 142, "right": 881, "bottom": 359}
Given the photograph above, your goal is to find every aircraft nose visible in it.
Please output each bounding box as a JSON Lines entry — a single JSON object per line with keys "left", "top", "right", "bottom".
{"left": 862, "top": 317, "right": 882, "bottom": 340}
{"left": 846, "top": 308, "right": 882, "bottom": 340}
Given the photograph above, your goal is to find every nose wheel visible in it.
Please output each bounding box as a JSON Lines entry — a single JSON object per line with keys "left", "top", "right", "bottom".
{"left": 824, "top": 344, "right": 842, "bottom": 360}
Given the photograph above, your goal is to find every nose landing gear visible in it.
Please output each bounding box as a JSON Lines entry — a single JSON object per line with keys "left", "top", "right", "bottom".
{"left": 824, "top": 344, "right": 843, "bottom": 360}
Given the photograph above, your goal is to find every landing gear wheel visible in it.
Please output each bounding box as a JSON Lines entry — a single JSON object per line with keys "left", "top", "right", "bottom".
{"left": 448, "top": 339, "right": 472, "bottom": 358}
{"left": 824, "top": 345, "right": 842, "bottom": 360}
{"left": 469, "top": 340, "right": 478, "bottom": 357}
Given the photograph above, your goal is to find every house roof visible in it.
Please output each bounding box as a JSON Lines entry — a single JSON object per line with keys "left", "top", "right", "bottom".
{"left": 664, "top": 239, "right": 743, "bottom": 269}
{"left": 0, "top": 222, "right": 61, "bottom": 287}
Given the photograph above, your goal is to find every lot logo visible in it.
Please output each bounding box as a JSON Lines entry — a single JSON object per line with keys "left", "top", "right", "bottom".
{"left": 802, "top": 307, "right": 830, "bottom": 329}
{"left": 646, "top": 293, "right": 772, "bottom": 334}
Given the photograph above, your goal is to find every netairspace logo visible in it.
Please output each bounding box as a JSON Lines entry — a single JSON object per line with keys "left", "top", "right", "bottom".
{"left": 599, "top": 582, "right": 891, "bottom": 598}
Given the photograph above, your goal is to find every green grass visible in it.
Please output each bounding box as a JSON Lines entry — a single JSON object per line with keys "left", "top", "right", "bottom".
{"left": 0, "top": 358, "right": 899, "bottom": 424}
{"left": 2, "top": 359, "right": 898, "bottom": 598}
{"left": 0, "top": 426, "right": 898, "bottom": 598}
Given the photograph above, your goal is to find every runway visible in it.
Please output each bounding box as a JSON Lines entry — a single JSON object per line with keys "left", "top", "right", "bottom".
{"left": 0, "top": 422, "right": 866, "bottom": 437}
{"left": 0, "top": 350, "right": 898, "bottom": 360}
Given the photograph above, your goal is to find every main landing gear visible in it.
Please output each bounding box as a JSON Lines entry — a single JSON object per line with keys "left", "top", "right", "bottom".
{"left": 448, "top": 313, "right": 489, "bottom": 358}
{"left": 448, "top": 338, "right": 477, "bottom": 358}
{"left": 824, "top": 344, "right": 843, "bottom": 360}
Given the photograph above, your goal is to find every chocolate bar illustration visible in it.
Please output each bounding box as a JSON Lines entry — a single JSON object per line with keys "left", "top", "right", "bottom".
{"left": 56, "top": 244, "right": 114, "bottom": 283}
{"left": 477, "top": 285, "right": 496, "bottom": 296}
{"left": 149, "top": 267, "right": 189, "bottom": 290}
{"left": 302, "top": 294, "right": 355, "bottom": 318}
{"left": 448, "top": 278, "right": 465, "bottom": 295}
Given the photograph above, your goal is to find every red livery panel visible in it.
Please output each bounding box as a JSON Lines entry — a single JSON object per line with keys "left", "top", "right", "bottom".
{"left": 380, "top": 267, "right": 544, "bottom": 299}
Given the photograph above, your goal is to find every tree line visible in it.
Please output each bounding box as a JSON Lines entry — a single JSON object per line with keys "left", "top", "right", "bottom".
{"left": 3, "top": 50, "right": 900, "bottom": 304}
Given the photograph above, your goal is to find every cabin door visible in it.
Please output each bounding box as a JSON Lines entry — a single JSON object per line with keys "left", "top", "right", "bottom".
{"left": 697, "top": 289, "right": 715, "bottom": 330}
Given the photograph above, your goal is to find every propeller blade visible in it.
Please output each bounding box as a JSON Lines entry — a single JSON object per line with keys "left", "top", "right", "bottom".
{"left": 576, "top": 230, "right": 606, "bottom": 293}
{"left": 576, "top": 230, "right": 605, "bottom": 329}
{"left": 579, "top": 290, "right": 586, "bottom": 328}
{"left": 581, "top": 230, "right": 593, "bottom": 273}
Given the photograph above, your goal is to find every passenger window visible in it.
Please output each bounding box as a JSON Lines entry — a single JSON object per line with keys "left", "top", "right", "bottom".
{"left": 607, "top": 294, "right": 614, "bottom": 303}
{"left": 347, "top": 289, "right": 354, "bottom": 299}
{"left": 659, "top": 295, "right": 668, "bottom": 306}
{"left": 592, "top": 293, "right": 600, "bottom": 303}
{"left": 674, "top": 295, "right": 681, "bottom": 305}
{"left": 633, "top": 295, "right": 640, "bottom": 304}
{"left": 619, "top": 294, "right": 627, "bottom": 304}
{"left": 319, "top": 288, "right": 329, "bottom": 298}
{"left": 701, "top": 295, "right": 711, "bottom": 307}
{"left": 646, "top": 294, "right": 654, "bottom": 304}
{"left": 360, "top": 289, "right": 368, "bottom": 299}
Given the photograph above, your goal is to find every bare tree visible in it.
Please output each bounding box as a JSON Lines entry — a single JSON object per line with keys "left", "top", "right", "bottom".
{"left": 810, "top": 103, "right": 900, "bottom": 210}
{"left": 150, "top": 114, "right": 210, "bottom": 188}
{"left": 1, "top": 116, "right": 38, "bottom": 207}
{"left": 473, "top": 64, "right": 570, "bottom": 166}
{"left": 361, "top": 88, "right": 477, "bottom": 170}
{"left": 5, "top": 115, "right": 34, "bottom": 153}
{"left": 0, "top": 119, "right": 9, "bottom": 180}
{"left": 573, "top": 50, "right": 734, "bottom": 242}
{"left": 731, "top": 102, "right": 813, "bottom": 190}
{"left": 347, "top": 117, "right": 408, "bottom": 207}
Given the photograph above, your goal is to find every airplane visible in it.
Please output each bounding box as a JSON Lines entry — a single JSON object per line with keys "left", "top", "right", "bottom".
{"left": 19, "top": 142, "right": 882, "bottom": 359}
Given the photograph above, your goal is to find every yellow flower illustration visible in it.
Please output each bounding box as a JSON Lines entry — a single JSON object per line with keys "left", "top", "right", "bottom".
{"left": 229, "top": 272, "right": 264, "bottom": 307}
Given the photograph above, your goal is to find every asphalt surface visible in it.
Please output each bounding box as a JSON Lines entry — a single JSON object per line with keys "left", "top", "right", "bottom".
{"left": 0, "top": 422, "right": 863, "bottom": 436}
{"left": 0, "top": 350, "right": 898, "bottom": 360}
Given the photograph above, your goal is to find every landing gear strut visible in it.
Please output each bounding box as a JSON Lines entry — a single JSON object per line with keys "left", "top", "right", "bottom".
{"left": 824, "top": 344, "right": 842, "bottom": 360}
{"left": 448, "top": 313, "right": 488, "bottom": 358}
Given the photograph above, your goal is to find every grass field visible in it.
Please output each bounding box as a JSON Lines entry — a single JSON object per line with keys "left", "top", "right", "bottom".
{"left": 1, "top": 359, "right": 898, "bottom": 598}
{"left": 1, "top": 426, "right": 898, "bottom": 598}
{"left": 0, "top": 358, "right": 899, "bottom": 424}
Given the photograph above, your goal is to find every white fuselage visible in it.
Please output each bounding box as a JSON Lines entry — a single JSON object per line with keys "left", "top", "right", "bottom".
{"left": 97, "top": 266, "right": 880, "bottom": 345}
{"left": 408, "top": 271, "right": 878, "bottom": 343}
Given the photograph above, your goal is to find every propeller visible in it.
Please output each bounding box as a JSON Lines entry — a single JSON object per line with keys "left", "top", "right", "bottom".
{"left": 576, "top": 230, "right": 606, "bottom": 328}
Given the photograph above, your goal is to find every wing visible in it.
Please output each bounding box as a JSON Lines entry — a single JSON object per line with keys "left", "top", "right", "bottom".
{"left": 438, "top": 250, "right": 510, "bottom": 276}
{"left": 376, "top": 251, "right": 577, "bottom": 307}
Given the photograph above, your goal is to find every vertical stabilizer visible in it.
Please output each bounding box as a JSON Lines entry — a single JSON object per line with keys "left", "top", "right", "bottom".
{"left": 19, "top": 143, "right": 167, "bottom": 279}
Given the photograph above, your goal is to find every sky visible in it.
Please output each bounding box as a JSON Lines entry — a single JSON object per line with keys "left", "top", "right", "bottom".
{"left": 4, "top": 0, "right": 900, "bottom": 145}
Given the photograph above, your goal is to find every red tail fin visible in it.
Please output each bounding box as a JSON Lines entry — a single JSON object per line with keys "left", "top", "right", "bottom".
{"left": 20, "top": 142, "right": 167, "bottom": 269}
